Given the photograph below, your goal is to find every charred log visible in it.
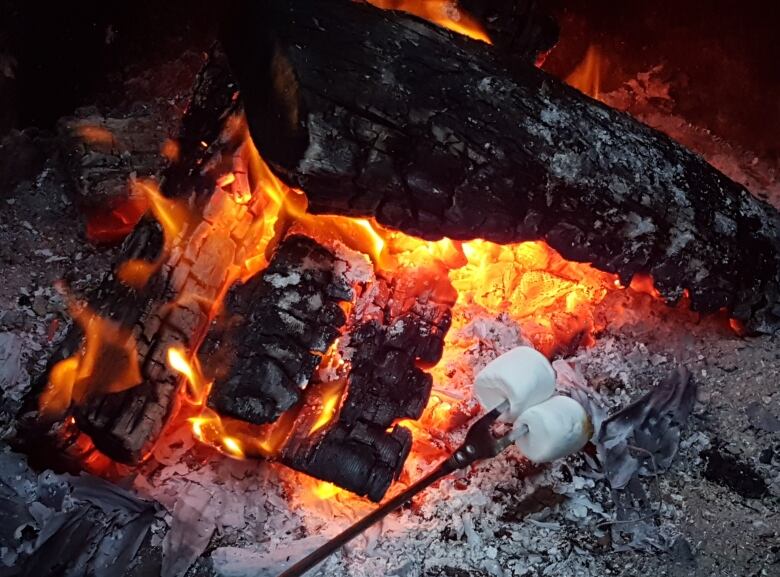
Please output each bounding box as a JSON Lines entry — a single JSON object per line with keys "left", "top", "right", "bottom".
{"left": 282, "top": 421, "right": 412, "bottom": 502}
{"left": 18, "top": 48, "right": 242, "bottom": 464}
{"left": 204, "top": 234, "right": 353, "bottom": 424}
{"left": 340, "top": 272, "right": 453, "bottom": 429}
{"left": 226, "top": 0, "right": 780, "bottom": 333}
{"left": 277, "top": 264, "right": 453, "bottom": 501}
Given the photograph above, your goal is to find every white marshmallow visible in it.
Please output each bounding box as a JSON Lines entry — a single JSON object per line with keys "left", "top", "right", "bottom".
{"left": 474, "top": 346, "right": 555, "bottom": 422}
{"left": 513, "top": 395, "right": 591, "bottom": 463}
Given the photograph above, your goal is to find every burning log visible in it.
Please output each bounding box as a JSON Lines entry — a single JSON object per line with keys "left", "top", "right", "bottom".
{"left": 282, "top": 421, "right": 412, "bottom": 502}
{"left": 204, "top": 234, "right": 353, "bottom": 424}
{"left": 277, "top": 265, "right": 453, "bottom": 501}
{"left": 225, "top": 0, "right": 780, "bottom": 332}
{"left": 18, "top": 48, "right": 243, "bottom": 464}
{"left": 199, "top": 234, "right": 453, "bottom": 500}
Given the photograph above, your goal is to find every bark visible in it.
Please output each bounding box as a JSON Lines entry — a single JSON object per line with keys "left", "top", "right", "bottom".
{"left": 225, "top": 0, "right": 780, "bottom": 333}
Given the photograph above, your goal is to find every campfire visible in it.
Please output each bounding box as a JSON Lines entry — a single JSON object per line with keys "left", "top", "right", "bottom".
{"left": 2, "top": 1, "right": 778, "bottom": 576}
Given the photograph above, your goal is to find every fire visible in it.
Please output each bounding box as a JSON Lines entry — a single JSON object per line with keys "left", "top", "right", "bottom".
{"left": 366, "top": 0, "right": 491, "bottom": 43}
{"left": 566, "top": 45, "right": 604, "bottom": 100}
{"left": 116, "top": 180, "right": 192, "bottom": 288}
{"left": 54, "top": 81, "right": 666, "bottom": 501}
{"left": 313, "top": 481, "right": 343, "bottom": 500}
{"left": 167, "top": 346, "right": 208, "bottom": 405}
{"left": 65, "top": 109, "right": 619, "bottom": 484}
{"left": 85, "top": 194, "right": 149, "bottom": 245}
{"left": 40, "top": 303, "right": 142, "bottom": 418}
{"left": 158, "top": 122, "right": 619, "bottom": 478}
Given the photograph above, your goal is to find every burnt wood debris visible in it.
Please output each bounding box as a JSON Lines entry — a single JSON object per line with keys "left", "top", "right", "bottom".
{"left": 280, "top": 264, "right": 453, "bottom": 501}
{"left": 226, "top": 0, "right": 780, "bottom": 333}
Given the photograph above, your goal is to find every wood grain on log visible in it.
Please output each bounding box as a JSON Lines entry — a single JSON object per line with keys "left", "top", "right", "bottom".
{"left": 225, "top": 0, "right": 780, "bottom": 332}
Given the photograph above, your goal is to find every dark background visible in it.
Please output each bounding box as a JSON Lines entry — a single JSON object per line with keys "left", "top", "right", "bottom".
{"left": 1, "top": 1, "right": 778, "bottom": 158}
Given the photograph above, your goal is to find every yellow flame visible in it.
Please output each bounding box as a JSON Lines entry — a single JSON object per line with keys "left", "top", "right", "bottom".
{"left": 117, "top": 180, "right": 191, "bottom": 289}
{"left": 313, "top": 481, "right": 343, "bottom": 500}
{"left": 222, "top": 436, "right": 245, "bottom": 458}
{"left": 167, "top": 346, "right": 208, "bottom": 405}
{"left": 308, "top": 382, "right": 344, "bottom": 436}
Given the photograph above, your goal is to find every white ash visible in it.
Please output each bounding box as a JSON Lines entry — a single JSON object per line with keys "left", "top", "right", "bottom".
{"left": 264, "top": 271, "right": 302, "bottom": 289}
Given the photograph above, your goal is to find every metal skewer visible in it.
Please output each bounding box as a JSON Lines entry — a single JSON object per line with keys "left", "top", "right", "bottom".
{"left": 277, "top": 400, "right": 516, "bottom": 577}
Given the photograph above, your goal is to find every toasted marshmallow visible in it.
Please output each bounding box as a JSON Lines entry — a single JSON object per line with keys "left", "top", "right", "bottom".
{"left": 513, "top": 395, "right": 591, "bottom": 463}
{"left": 474, "top": 346, "right": 555, "bottom": 422}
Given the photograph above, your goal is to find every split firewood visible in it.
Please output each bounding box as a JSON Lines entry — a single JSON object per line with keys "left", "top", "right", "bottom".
{"left": 204, "top": 234, "right": 353, "bottom": 425}
{"left": 225, "top": 0, "right": 780, "bottom": 332}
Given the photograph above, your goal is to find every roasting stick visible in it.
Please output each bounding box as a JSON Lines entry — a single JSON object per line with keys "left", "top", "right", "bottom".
{"left": 277, "top": 400, "right": 516, "bottom": 577}
{"left": 278, "top": 346, "right": 591, "bottom": 577}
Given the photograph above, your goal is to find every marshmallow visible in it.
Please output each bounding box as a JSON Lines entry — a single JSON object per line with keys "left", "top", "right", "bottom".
{"left": 474, "top": 346, "right": 555, "bottom": 422}
{"left": 513, "top": 395, "right": 591, "bottom": 463}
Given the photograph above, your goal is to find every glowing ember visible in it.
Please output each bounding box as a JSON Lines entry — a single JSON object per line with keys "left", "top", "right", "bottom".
{"left": 367, "top": 0, "right": 491, "bottom": 43}
{"left": 85, "top": 194, "right": 149, "bottom": 245}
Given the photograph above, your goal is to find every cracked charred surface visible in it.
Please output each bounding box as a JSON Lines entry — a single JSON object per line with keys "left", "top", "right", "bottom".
{"left": 204, "top": 234, "right": 353, "bottom": 425}
{"left": 226, "top": 0, "right": 780, "bottom": 333}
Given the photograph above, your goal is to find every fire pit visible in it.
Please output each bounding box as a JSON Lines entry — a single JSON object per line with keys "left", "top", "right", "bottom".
{"left": 1, "top": 1, "right": 778, "bottom": 576}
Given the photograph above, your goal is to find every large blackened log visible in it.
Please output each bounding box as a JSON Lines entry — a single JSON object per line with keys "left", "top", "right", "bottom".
{"left": 205, "top": 235, "right": 353, "bottom": 424}
{"left": 18, "top": 47, "right": 243, "bottom": 464}
{"left": 225, "top": 0, "right": 780, "bottom": 332}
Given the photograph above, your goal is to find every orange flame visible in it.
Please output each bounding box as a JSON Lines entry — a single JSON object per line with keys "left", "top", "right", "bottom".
{"left": 40, "top": 304, "right": 142, "bottom": 418}
{"left": 116, "top": 180, "right": 192, "bottom": 289}
{"left": 367, "top": 0, "right": 491, "bottom": 43}
{"left": 566, "top": 45, "right": 604, "bottom": 100}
